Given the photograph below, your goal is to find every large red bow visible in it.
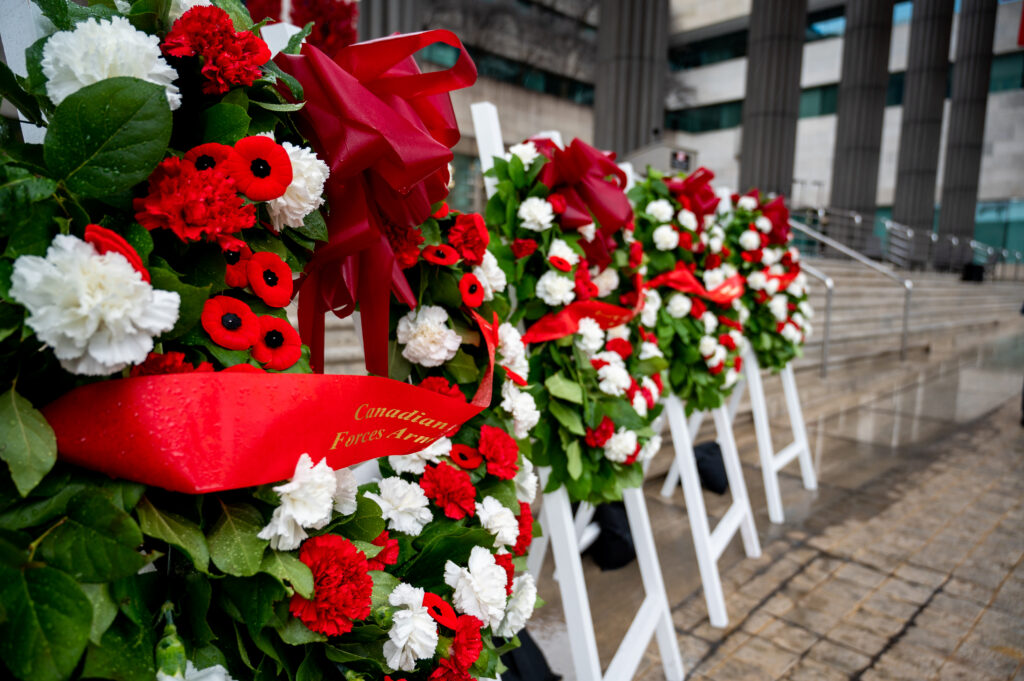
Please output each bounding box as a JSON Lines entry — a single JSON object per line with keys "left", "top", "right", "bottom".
{"left": 275, "top": 32, "right": 477, "bottom": 374}
{"left": 666, "top": 166, "right": 720, "bottom": 225}
{"left": 759, "top": 196, "right": 791, "bottom": 246}
{"left": 646, "top": 263, "right": 745, "bottom": 305}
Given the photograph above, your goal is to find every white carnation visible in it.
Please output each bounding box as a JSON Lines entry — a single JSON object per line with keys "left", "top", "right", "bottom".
{"left": 706, "top": 346, "right": 727, "bottom": 367}
{"left": 747, "top": 271, "right": 767, "bottom": 290}
{"left": 623, "top": 227, "right": 636, "bottom": 244}
{"left": 476, "top": 496, "right": 519, "bottom": 547}
{"left": 645, "top": 199, "right": 674, "bottom": 222}
{"left": 677, "top": 209, "right": 698, "bottom": 231}
{"left": 799, "top": 301, "right": 814, "bottom": 319}
{"left": 10, "top": 235, "right": 179, "bottom": 376}
{"left": 762, "top": 247, "right": 783, "bottom": 266}
{"left": 42, "top": 17, "right": 181, "bottom": 109}
{"left": 769, "top": 295, "right": 789, "bottom": 322}
{"left": 267, "top": 142, "right": 329, "bottom": 231}
{"left": 699, "top": 336, "right": 719, "bottom": 357}
{"left": 334, "top": 468, "right": 359, "bottom": 516}
{"left": 729, "top": 329, "right": 745, "bottom": 351}
{"left": 509, "top": 141, "right": 539, "bottom": 167}
{"left": 157, "top": 661, "right": 234, "bottom": 681}
{"left": 258, "top": 454, "right": 337, "bottom": 550}
{"left": 781, "top": 322, "right": 802, "bottom": 343}
{"left": 548, "top": 238, "right": 580, "bottom": 267}
{"left": 735, "top": 300, "right": 750, "bottom": 324}
{"left": 631, "top": 392, "right": 648, "bottom": 418}
{"left": 666, "top": 294, "right": 692, "bottom": 318}
{"left": 473, "top": 251, "right": 507, "bottom": 301}
{"left": 709, "top": 235, "right": 724, "bottom": 253}
{"left": 514, "top": 456, "right": 538, "bottom": 504}
{"left": 396, "top": 305, "right": 461, "bottom": 367}
{"left": 703, "top": 268, "right": 725, "bottom": 290}
{"left": 604, "top": 427, "right": 638, "bottom": 463}
{"left": 579, "top": 223, "right": 597, "bottom": 241}
{"left": 597, "top": 363, "right": 631, "bottom": 396}
{"left": 788, "top": 246, "right": 801, "bottom": 262}
{"left": 575, "top": 317, "right": 604, "bottom": 355}
{"left": 364, "top": 477, "right": 432, "bottom": 536}
{"left": 592, "top": 350, "right": 625, "bottom": 367}
{"left": 638, "top": 341, "right": 663, "bottom": 360}
{"left": 168, "top": 0, "right": 211, "bottom": 21}
{"left": 389, "top": 436, "right": 449, "bottom": 475}
{"left": 791, "top": 312, "right": 806, "bottom": 328}
{"left": 701, "top": 311, "right": 719, "bottom": 334}
{"left": 606, "top": 324, "right": 630, "bottom": 341}
{"left": 739, "top": 229, "right": 761, "bottom": 251}
{"left": 517, "top": 197, "right": 555, "bottom": 231}
{"left": 755, "top": 216, "right": 773, "bottom": 234}
{"left": 495, "top": 573, "right": 537, "bottom": 638}
{"left": 501, "top": 381, "right": 540, "bottom": 439}
{"left": 641, "top": 288, "right": 661, "bottom": 328}
{"left": 737, "top": 196, "right": 758, "bottom": 212}
{"left": 444, "top": 545, "right": 508, "bottom": 629}
{"left": 638, "top": 434, "right": 662, "bottom": 463}
{"left": 591, "top": 267, "right": 620, "bottom": 297}
{"left": 384, "top": 584, "right": 438, "bottom": 672}
{"left": 723, "top": 368, "right": 740, "bottom": 389}
{"left": 653, "top": 225, "right": 680, "bottom": 251}
{"left": 535, "top": 271, "right": 575, "bottom": 306}
{"left": 498, "top": 322, "right": 529, "bottom": 379}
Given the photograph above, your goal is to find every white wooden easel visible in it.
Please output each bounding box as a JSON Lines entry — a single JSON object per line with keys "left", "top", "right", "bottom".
{"left": 472, "top": 101, "right": 684, "bottom": 681}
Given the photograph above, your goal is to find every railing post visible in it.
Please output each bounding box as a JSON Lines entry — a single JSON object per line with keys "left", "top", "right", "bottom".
{"left": 900, "top": 281, "right": 912, "bottom": 361}
{"left": 821, "top": 278, "right": 834, "bottom": 378}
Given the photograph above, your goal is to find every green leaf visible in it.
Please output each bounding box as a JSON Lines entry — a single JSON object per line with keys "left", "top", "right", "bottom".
{"left": 136, "top": 497, "right": 210, "bottom": 573}
{"left": 82, "top": 616, "right": 155, "bottom": 681}
{"left": 446, "top": 349, "right": 480, "bottom": 384}
{"left": 276, "top": 618, "right": 325, "bottom": 645}
{"left": 31, "top": 0, "right": 70, "bottom": 29}
{"left": 221, "top": 574, "right": 286, "bottom": 638}
{"left": 0, "top": 61, "right": 45, "bottom": 126}
{"left": 250, "top": 99, "right": 305, "bottom": 112}
{"left": 0, "top": 388, "right": 57, "bottom": 497}
{"left": 207, "top": 502, "right": 268, "bottom": 577}
{"left": 212, "top": 0, "right": 253, "bottom": 29}
{"left": 369, "top": 569, "right": 399, "bottom": 609}
{"left": 565, "top": 440, "right": 582, "bottom": 480}
{"left": 38, "top": 489, "right": 146, "bottom": 582}
{"left": 476, "top": 477, "right": 519, "bottom": 514}
{"left": 544, "top": 371, "right": 583, "bottom": 405}
{"left": 261, "top": 62, "right": 303, "bottom": 101}
{"left": 292, "top": 208, "right": 328, "bottom": 243}
{"left": 398, "top": 526, "right": 495, "bottom": 592}
{"left": 80, "top": 583, "right": 118, "bottom": 646}
{"left": 120, "top": 223, "right": 154, "bottom": 265}
{"left": 149, "top": 267, "right": 210, "bottom": 340}
{"left": 0, "top": 563, "right": 92, "bottom": 681}
{"left": 260, "top": 550, "right": 313, "bottom": 598}
{"left": 548, "top": 399, "right": 585, "bottom": 436}
{"left": 326, "top": 493, "right": 384, "bottom": 542}
{"left": 43, "top": 78, "right": 172, "bottom": 200}
{"left": 282, "top": 22, "right": 314, "bottom": 54}
{"left": 202, "top": 102, "right": 250, "bottom": 144}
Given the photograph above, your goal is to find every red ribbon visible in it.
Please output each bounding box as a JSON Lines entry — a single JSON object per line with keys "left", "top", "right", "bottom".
{"left": 759, "top": 196, "right": 791, "bottom": 246}
{"left": 646, "top": 264, "right": 745, "bottom": 305}
{"left": 275, "top": 32, "right": 477, "bottom": 374}
{"left": 666, "top": 166, "right": 720, "bottom": 224}
{"left": 765, "top": 263, "right": 800, "bottom": 292}
{"left": 521, "top": 301, "right": 636, "bottom": 344}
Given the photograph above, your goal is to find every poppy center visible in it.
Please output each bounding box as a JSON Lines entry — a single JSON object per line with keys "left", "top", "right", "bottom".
{"left": 468, "top": 284, "right": 479, "bottom": 294}
{"left": 223, "top": 249, "right": 241, "bottom": 265}
{"left": 264, "top": 330, "right": 285, "bottom": 349}
{"left": 262, "top": 269, "right": 278, "bottom": 287}
{"left": 250, "top": 158, "right": 272, "bottom": 178}
{"left": 194, "top": 154, "right": 216, "bottom": 170}
{"left": 221, "top": 313, "right": 242, "bottom": 330}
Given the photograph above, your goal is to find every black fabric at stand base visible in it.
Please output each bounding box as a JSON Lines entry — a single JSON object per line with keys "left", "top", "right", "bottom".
{"left": 584, "top": 501, "right": 636, "bottom": 570}
{"left": 499, "top": 629, "right": 561, "bottom": 681}
{"left": 962, "top": 263, "right": 984, "bottom": 281}
{"left": 694, "top": 440, "right": 729, "bottom": 495}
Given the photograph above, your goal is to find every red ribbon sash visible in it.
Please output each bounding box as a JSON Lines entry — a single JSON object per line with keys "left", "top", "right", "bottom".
{"left": 520, "top": 301, "right": 636, "bottom": 344}
{"left": 646, "top": 264, "right": 745, "bottom": 305}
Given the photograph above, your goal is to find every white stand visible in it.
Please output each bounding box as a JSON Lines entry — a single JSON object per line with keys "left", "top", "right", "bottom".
{"left": 663, "top": 395, "right": 761, "bottom": 628}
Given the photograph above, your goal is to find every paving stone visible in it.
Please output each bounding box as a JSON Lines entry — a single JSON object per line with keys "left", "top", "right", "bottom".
{"left": 941, "top": 576, "right": 995, "bottom": 606}
{"left": 739, "top": 609, "right": 776, "bottom": 635}
{"left": 899, "top": 623, "right": 963, "bottom": 655}
{"left": 935, "top": 659, "right": 1004, "bottom": 680}
{"left": 731, "top": 636, "right": 800, "bottom": 678}
{"left": 835, "top": 561, "right": 889, "bottom": 589}
{"left": 878, "top": 576, "right": 936, "bottom": 605}
{"left": 758, "top": 617, "right": 818, "bottom": 655}
{"left": 701, "top": 655, "right": 775, "bottom": 680}
{"left": 845, "top": 607, "right": 908, "bottom": 638}
{"left": 826, "top": 622, "right": 890, "bottom": 656}
{"left": 861, "top": 592, "right": 921, "bottom": 619}
{"left": 950, "top": 639, "right": 1022, "bottom": 678}
{"left": 927, "top": 592, "right": 987, "bottom": 622}
{"left": 783, "top": 657, "right": 850, "bottom": 681}
{"left": 893, "top": 563, "right": 948, "bottom": 588}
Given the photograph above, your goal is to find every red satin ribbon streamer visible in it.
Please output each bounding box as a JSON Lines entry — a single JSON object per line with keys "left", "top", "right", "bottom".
{"left": 666, "top": 166, "right": 720, "bottom": 222}
{"left": 275, "top": 32, "right": 477, "bottom": 375}
{"left": 646, "top": 264, "right": 746, "bottom": 305}
{"left": 521, "top": 300, "right": 636, "bottom": 344}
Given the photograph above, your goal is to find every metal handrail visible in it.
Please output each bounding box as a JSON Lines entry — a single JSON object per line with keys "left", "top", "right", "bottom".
{"left": 799, "top": 261, "right": 833, "bottom": 378}
{"left": 789, "top": 219, "right": 914, "bottom": 361}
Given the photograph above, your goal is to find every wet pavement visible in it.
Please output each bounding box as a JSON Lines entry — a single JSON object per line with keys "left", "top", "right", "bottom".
{"left": 528, "top": 333, "right": 1024, "bottom": 680}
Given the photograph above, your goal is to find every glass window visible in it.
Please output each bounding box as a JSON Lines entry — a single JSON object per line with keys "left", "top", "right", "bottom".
{"left": 668, "top": 31, "right": 748, "bottom": 71}
{"left": 892, "top": 1, "right": 913, "bottom": 25}
{"left": 990, "top": 52, "right": 1024, "bottom": 92}
{"left": 419, "top": 42, "right": 460, "bottom": 68}
{"left": 806, "top": 6, "right": 846, "bottom": 42}
{"left": 885, "top": 71, "right": 905, "bottom": 107}
{"left": 798, "top": 84, "right": 838, "bottom": 117}
{"left": 448, "top": 154, "right": 482, "bottom": 214}
{"left": 664, "top": 101, "right": 743, "bottom": 133}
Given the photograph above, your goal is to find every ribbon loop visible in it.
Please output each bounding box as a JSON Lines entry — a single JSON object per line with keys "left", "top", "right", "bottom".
{"left": 647, "top": 263, "right": 745, "bottom": 305}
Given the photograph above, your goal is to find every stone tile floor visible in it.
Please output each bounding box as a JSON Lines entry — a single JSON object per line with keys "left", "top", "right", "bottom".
{"left": 529, "top": 334, "right": 1024, "bottom": 680}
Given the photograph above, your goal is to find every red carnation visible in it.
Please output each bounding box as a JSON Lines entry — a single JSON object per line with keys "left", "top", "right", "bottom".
{"left": 719, "top": 316, "right": 743, "bottom": 331}
{"left": 755, "top": 290, "right": 769, "bottom": 304}
{"left": 130, "top": 351, "right": 214, "bottom": 377}
{"left": 366, "top": 531, "right": 399, "bottom": 572}
{"left": 418, "top": 376, "right": 466, "bottom": 401}
{"left": 719, "top": 333, "right": 737, "bottom": 351}
{"left": 679, "top": 231, "right": 694, "bottom": 251}
{"left": 494, "top": 553, "right": 515, "bottom": 596}
{"left": 513, "top": 501, "right": 533, "bottom": 556}
{"left": 449, "top": 213, "right": 489, "bottom": 265}
{"left": 651, "top": 373, "right": 664, "bottom": 394}
{"left": 430, "top": 658, "right": 472, "bottom": 681}
{"left": 218, "top": 235, "right": 252, "bottom": 288}
{"left": 605, "top": 338, "right": 633, "bottom": 359}
{"left": 624, "top": 443, "right": 642, "bottom": 466}
{"left": 459, "top": 272, "right": 485, "bottom": 307}
{"left": 741, "top": 249, "right": 764, "bottom": 263}
{"left": 432, "top": 203, "right": 450, "bottom": 219}
{"left": 163, "top": 7, "right": 270, "bottom": 95}
{"left": 382, "top": 221, "right": 424, "bottom": 270}
{"left": 252, "top": 315, "right": 302, "bottom": 370}
{"left": 705, "top": 254, "right": 722, "bottom": 269}
{"left": 548, "top": 256, "right": 572, "bottom": 272}
{"left": 224, "top": 136, "right": 293, "bottom": 202}
{"left": 201, "top": 296, "right": 260, "bottom": 350}
{"left": 511, "top": 238, "right": 538, "bottom": 259}
{"left": 422, "top": 244, "right": 459, "bottom": 266}
{"left": 185, "top": 143, "right": 239, "bottom": 173}
{"left": 421, "top": 462, "right": 476, "bottom": 520}
{"left": 690, "top": 297, "right": 707, "bottom": 319}
{"left": 84, "top": 224, "right": 149, "bottom": 283}
{"left": 709, "top": 362, "right": 725, "bottom": 376}
{"left": 574, "top": 260, "right": 598, "bottom": 300}
{"left": 451, "top": 615, "right": 484, "bottom": 669}
{"left": 135, "top": 157, "right": 255, "bottom": 242}
{"left": 247, "top": 251, "right": 293, "bottom": 307}
{"left": 590, "top": 358, "right": 609, "bottom": 371}
{"left": 449, "top": 444, "right": 483, "bottom": 470}
{"left": 477, "top": 425, "right": 519, "bottom": 480}
{"left": 548, "top": 193, "right": 567, "bottom": 214}
{"left": 290, "top": 534, "right": 372, "bottom": 637}
{"left": 629, "top": 241, "right": 644, "bottom": 268}
{"left": 585, "top": 416, "right": 615, "bottom": 448}
{"left": 734, "top": 356, "right": 743, "bottom": 372}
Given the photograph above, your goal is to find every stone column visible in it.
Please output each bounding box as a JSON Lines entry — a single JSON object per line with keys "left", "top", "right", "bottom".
{"left": 829, "top": 0, "right": 894, "bottom": 252}
{"left": 892, "top": 0, "right": 955, "bottom": 266}
{"left": 937, "top": 0, "right": 997, "bottom": 269}
{"left": 738, "top": 0, "right": 807, "bottom": 197}
{"left": 594, "top": 0, "right": 669, "bottom": 156}
{"left": 358, "top": 0, "right": 421, "bottom": 40}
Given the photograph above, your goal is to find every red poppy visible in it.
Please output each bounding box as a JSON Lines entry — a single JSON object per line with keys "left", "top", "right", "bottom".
{"left": 423, "top": 592, "right": 458, "bottom": 630}
{"left": 477, "top": 425, "right": 519, "bottom": 480}
{"left": 220, "top": 363, "right": 266, "bottom": 373}
{"left": 432, "top": 202, "right": 450, "bottom": 219}
{"left": 130, "top": 351, "right": 214, "bottom": 377}
{"left": 494, "top": 553, "right": 515, "bottom": 596}
{"left": 448, "top": 213, "right": 489, "bottom": 265}
{"left": 201, "top": 296, "right": 260, "bottom": 350}
{"left": 246, "top": 251, "right": 293, "bottom": 307}
{"left": 719, "top": 333, "right": 737, "bottom": 351}
{"left": 84, "top": 224, "right": 150, "bottom": 283}
{"left": 606, "top": 338, "right": 633, "bottom": 359}
{"left": 418, "top": 376, "right": 466, "bottom": 401}
{"left": 420, "top": 462, "right": 476, "bottom": 520}
{"left": 429, "top": 658, "right": 472, "bottom": 681}
{"left": 252, "top": 316, "right": 302, "bottom": 370}
{"left": 547, "top": 193, "right": 567, "bottom": 214}
{"left": 422, "top": 244, "right": 459, "bottom": 266}
{"left": 163, "top": 7, "right": 270, "bottom": 95}
{"left": 217, "top": 235, "right": 252, "bottom": 288}
{"left": 223, "top": 136, "right": 293, "bottom": 201}
{"left": 503, "top": 367, "right": 528, "bottom": 386}
{"left": 458, "top": 272, "right": 485, "bottom": 308}
{"left": 510, "top": 238, "right": 538, "bottom": 259}
{"left": 548, "top": 256, "right": 572, "bottom": 272}
{"left": 690, "top": 297, "right": 707, "bottom": 319}
{"left": 705, "top": 254, "right": 722, "bottom": 269}
{"left": 628, "top": 241, "right": 644, "bottom": 268}
{"left": 365, "top": 531, "right": 399, "bottom": 572}
{"left": 585, "top": 416, "right": 615, "bottom": 448}
{"left": 513, "top": 501, "right": 533, "bottom": 556}
{"left": 289, "top": 534, "right": 372, "bottom": 636}
{"left": 185, "top": 143, "right": 239, "bottom": 173}
{"left": 451, "top": 615, "right": 484, "bottom": 669}
{"left": 134, "top": 157, "right": 255, "bottom": 242}
{"left": 449, "top": 444, "right": 483, "bottom": 470}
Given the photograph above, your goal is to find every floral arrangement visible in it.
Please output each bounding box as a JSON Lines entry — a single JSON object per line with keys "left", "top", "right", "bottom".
{"left": 0, "top": 0, "right": 525, "bottom": 678}
{"left": 479, "top": 139, "right": 663, "bottom": 503}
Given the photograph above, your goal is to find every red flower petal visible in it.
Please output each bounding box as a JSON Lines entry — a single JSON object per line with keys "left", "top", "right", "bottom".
{"left": 548, "top": 255, "right": 572, "bottom": 272}
{"left": 185, "top": 143, "right": 240, "bottom": 173}
{"left": 365, "top": 530, "right": 400, "bottom": 571}
{"left": 585, "top": 416, "right": 615, "bottom": 448}
{"left": 458, "top": 272, "right": 485, "bottom": 307}
{"left": 605, "top": 337, "right": 633, "bottom": 359}
{"left": 251, "top": 315, "right": 302, "bottom": 370}
{"left": 224, "top": 136, "right": 293, "bottom": 201}
{"left": 422, "top": 244, "right": 459, "bottom": 266}
{"left": 423, "top": 592, "right": 459, "bottom": 630}
{"left": 201, "top": 296, "right": 260, "bottom": 350}
{"left": 510, "top": 238, "right": 538, "bottom": 259}
{"left": 418, "top": 376, "right": 466, "bottom": 401}
{"left": 451, "top": 615, "right": 484, "bottom": 669}
{"left": 420, "top": 462, "right": 476, "bottom": 519}
{"left": 477, "top": 425, "right": 518, "bottom": 480}
{"left": 628, "top": 241, "right": 644, "bottom": 268}
{"left": 513, "top": 501, "right": 533, "bottom": 556}
{"left": 218, "top": 235, "right": 252, "bottom": 288}
{"left": 246, "top": 251, "right": 293, "bottom": 307}
{"left": 449, "top": 213, "right": 489, "bottom": 266}
{"left": 130, "top": 351, "right": 213, "bottom": 377}
{"left": 84, "top": 224, "right": 149, "bottom": 283}
{"left": 547, "top": 193, "right": 567, "bottom": 214}
{"left": 449, "top": 444, "right": 483, "bottom": 470}
{"left": 289, "top": 534, "right": 372, "bottom": 637}
{"left": 432, "top": 202, "right": 450, "bottom": 219}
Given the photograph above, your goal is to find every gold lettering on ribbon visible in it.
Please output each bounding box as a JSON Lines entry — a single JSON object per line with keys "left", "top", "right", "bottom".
{"left": 330, "top": 403, "right": 453, "bottom": 450}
